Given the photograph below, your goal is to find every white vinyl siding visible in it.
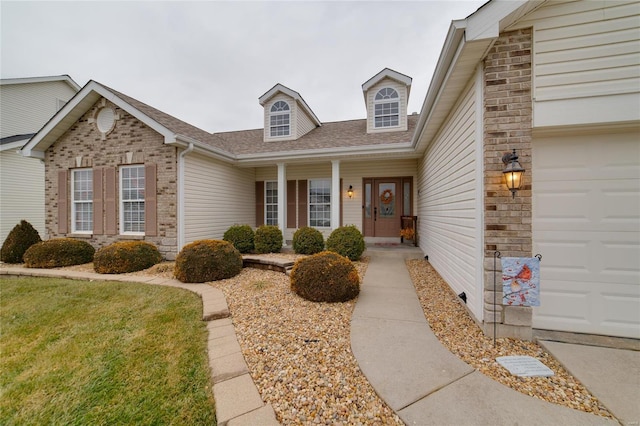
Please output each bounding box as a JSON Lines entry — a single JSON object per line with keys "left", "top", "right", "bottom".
{"left": 417, "top": 79, "right": 482, "bottom": 319}
{"left": 183, "top": 153, "right": 255, "bottom": 245}
{"left": 0, "top": 81, "right": 78, "bottom": 139}
{"left": 296, "top": 107, "right": 316, "bottom": 139}
{"left": 72, "top": 169, "right": 93, "bottom": 233}
{"left": 0, "top": 150, "right": 45, "bottom": 243}
{"left": 366, "top": 78, "right": 409, "bottom": 133}
{"left": 532, "top": 129, "right": 640, "bottom": 339}
{"left": 511, "top": 0, "right": 640, "bottom": 127}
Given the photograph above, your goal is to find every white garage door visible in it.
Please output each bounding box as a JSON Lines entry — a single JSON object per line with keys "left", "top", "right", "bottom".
{"left": 532, "top": 130, "right": 640, "bottom": 339}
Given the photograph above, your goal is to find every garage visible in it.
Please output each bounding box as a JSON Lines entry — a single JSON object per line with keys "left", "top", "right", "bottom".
{"left": 532, "top": 129, "right": 640, "bottom": 339}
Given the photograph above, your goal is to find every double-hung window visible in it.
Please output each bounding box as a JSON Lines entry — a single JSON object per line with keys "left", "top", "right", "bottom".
{"left": 270, "top": 101, "right": 290, "bottom": 137}
{"left": 265, "top": 181, "right": 278, "bottom": 226}
{"left": 374, "top": 87, "right": 399, "bottom": 128}
{"left": 309, "top": 179, "right": 331, "bottom": 228}
{"left": 72, "top": 169, "right": 93, "bottom": 233}
{"left": 120, "top": 165, "right": 145, "bottom": 234}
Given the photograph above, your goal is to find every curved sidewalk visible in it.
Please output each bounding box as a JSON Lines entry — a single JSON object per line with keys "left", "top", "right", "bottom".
{"left": 351, "top": 250, "right": 618, "bottom": 426}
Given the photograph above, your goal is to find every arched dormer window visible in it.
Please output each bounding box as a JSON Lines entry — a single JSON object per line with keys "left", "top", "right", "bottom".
{"left": 270, "top": 101, "right": 291, "bottom": 137}
{"left": 374, "top": 88, "right": 399, "bottom": 128}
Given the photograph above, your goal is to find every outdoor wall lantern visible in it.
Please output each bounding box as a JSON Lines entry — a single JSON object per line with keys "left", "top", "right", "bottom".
{"left": 347, "top": 185, "right": 354, "bottom": 199}
{"left": 502, "top": 149, "right": 525, "bottom": 198}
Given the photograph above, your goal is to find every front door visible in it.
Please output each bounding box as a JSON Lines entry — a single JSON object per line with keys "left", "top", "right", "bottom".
{"left": 363, "top": 177, "right": 411, "bottom": 237}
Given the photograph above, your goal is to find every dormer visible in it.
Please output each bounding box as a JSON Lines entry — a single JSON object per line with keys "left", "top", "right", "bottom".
{"left": 259, "top": 84, "right": 321, "bottom": 142}
{"left": 362, "top": 68, "right": 412, "bottom": 133}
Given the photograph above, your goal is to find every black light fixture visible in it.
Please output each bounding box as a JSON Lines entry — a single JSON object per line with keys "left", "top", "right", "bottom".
{"left": 502, "top": 149, "right": 525, "bottom": 199}
{"left": 347, "top": 185, "right": 354, "bottom": 199}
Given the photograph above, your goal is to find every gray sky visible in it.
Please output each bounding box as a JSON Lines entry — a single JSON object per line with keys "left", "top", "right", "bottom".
{"left": 1, "top": 1, "right": 487, "bottom": 133}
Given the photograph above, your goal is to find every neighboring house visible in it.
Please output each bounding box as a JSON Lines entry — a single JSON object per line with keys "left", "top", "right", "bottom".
{"left": 21, "top": 0, "right": 639, "bottom": 341}
{"left": 0, "top": 75, "right": 80, "bottom": 244}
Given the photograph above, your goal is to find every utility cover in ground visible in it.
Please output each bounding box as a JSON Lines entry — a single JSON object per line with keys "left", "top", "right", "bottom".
{"left": 496, "top": 356, "right": 554, "bottom": 377}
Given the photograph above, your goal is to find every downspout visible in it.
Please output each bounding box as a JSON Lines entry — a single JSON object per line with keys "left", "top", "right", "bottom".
{"left": 177, "top": 143, "right": 195, "bottom": 253}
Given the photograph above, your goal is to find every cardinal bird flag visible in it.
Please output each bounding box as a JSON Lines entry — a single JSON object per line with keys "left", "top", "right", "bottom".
{"left": 502, "top": 257, "right": 540, "bottom": 306}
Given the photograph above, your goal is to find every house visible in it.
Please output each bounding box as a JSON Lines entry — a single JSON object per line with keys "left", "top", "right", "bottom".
{"left": 21, "top": 0, "right": 639, "bottom": 341}
{"left": 0, "top": 75, "right": 80, "bottom": 244}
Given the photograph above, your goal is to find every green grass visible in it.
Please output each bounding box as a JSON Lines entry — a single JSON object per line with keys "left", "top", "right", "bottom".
{"left": 0, "top": 276, "right": 216, "bottom": 425}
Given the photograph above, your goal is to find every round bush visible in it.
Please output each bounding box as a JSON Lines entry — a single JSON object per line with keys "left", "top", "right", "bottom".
{"left": 1, "top": 220, "right": 42, "bottom": 264}
{"left": 174, "top": 239, "right": 243, "bottom": 283}
{"left": 223, "top": 224, "right": 255, "bottom": 254}
{"left": 254, "top": 225, "right": 283, "bottom": 254}
{"left": 290, "top": 251, "right": 360, "bottom": 302}
{"left": 326, "top": 225, "right": 365, "bottom": 261}
{"left": 24, "top": 238, "right": 95, "bottom": 268}
{"left": 94, "top": 241, "right": 162, "bottom": 274}
{"left": 292, "top": 226, "right": 324, "bottom": 255}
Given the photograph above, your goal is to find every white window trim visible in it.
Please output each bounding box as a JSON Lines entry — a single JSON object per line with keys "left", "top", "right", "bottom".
{"left": 265, "top": 180, "right": 278, "bottom": 226}
{"left": 269, "top": 101, "right": 291, "bottom": 138}
{"left": 119, "top": 165, "right": 145, "bottom": 236}
{"left": 308, "top": 178, "right": 332, "bottom": 228}
{"left": 373, "top": 87, "right": 400, "bottom": 129}
{"left": 71, "top": 168, "right": 93, "bottom": 234}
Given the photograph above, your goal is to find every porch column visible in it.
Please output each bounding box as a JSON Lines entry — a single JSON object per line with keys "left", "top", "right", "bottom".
{"left": 277, "top": 163, "right": 286, "bottom": 236}
{"left": 331, "top": 160, "right": 340, "bottom": 230}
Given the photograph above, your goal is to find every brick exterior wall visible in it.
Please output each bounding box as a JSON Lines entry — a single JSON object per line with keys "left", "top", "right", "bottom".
{"left": 482, "top": 28, "right": 534, "bottom": 339}
{"left": 45, "top": 98, "right": 179, "bottom": 259}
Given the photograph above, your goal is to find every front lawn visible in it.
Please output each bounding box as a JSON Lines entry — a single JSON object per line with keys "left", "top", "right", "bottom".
{"left": 0, "top": 276, "right": 216, "bottom": 425}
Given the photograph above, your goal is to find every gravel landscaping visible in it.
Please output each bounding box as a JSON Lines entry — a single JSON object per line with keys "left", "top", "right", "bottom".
{"left": 35, "top": 253, "right": 615, "bottom": 424}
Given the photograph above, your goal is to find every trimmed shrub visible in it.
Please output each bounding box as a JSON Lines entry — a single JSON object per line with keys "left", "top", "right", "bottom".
{"left": 326, "top": 225, "right": 365, "bottom": 261}
{"left": 94, "top": 241, "right": 162, "bottom": 274}
{"left": 223, "top": 224, "right": 255, "bottom": 254}
{"left": 174, "top": 239, "right": 243, "bottom": 283}
{"left": 292, "top": 226, "right": 324, "bottom": 255}
{"left": 290, "top": 251, "right": 360, "bottom": 302}
{"left": 0, "top": 220, "right": 42, "bottom": 264}
{"left": 254, "top": 225, "right": 283, "bottom": 254}
{"left": 24, "top": 238, "right": 95, "bottom": 268}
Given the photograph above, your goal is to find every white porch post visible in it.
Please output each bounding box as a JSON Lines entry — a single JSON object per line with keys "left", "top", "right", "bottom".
{"left": 331, "top": 160, "right": 340, "bottom": 230}
{"left": 277, "top": 162, "right": 286, "bottom": 237}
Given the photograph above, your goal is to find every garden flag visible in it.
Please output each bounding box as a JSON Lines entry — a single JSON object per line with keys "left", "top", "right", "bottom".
{"left": 502, "top": 257, "right": 540, "bottom": 306}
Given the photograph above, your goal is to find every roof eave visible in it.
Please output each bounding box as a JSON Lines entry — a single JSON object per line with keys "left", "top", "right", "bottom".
{"left": 411, "top": 0, "right": 545, "bottom": 152}
{"left": 20, "top": 81, "right": 179, "bottom": 159}
{"left": 234, "top": 142, "right": 419, "bottom": 167}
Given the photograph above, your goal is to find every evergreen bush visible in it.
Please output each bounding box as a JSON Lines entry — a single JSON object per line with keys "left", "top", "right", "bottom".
{"left": 254, "top": 225, "right": 283, "bottom": 254}
{"left": 223, "top": 224, "right": 255, "bottom": 254}
{"left": 0, "top": 220, "right": 42, "bottom": 264}
{"left": 23, "top": 238, "right": 95, "bottom": 268}
{"left": 174, "top": 239, "right": 243, "bottom": 283}
{"left": 94, "top": 241, "right": 162, "bottom": 274}
{"left": 292, "top": 226, "right": 324, "bottom": 255}
{"left": 290, "top": 251, "right": 360, "bottom": 302}
{"left": 325, "top": 225, "right": 365, "bottom": 261}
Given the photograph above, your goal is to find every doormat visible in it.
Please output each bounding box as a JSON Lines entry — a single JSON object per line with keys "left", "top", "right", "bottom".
{"left": 496, "top": 356, "right": 554, "bottom": 377}
{"left": 373, "top": 243, "right": 400, "bottom": 247}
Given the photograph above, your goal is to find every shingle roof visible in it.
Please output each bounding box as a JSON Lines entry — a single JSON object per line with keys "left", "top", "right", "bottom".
{"left": 102, "top": 83, "right": 417, "bottom": 157}
{"left": 215, "top": 116, "right": 419, "bottom": 155}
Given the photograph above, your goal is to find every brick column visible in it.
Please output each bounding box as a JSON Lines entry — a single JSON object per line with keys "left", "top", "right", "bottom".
{"left": 482, "top": 28, "right": 534, "bottom": 340}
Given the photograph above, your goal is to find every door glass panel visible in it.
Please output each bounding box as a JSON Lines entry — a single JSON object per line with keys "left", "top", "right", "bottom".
{"left": 379, "top": 183, "right": 395, "bottom": 217}
{"left": 365, "top": 183, "right": 372, "bottom": 218}
{"left": 403, "top": 181, "right": 411, "bottom": 216}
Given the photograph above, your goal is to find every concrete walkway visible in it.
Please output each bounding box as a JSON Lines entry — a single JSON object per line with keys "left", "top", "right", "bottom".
{"left": 352, "top": 249, "right": 626, "bottom": 426}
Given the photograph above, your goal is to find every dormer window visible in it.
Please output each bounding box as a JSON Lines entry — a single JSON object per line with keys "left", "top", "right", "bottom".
{"left": 374, "top": 88, "right": 399, "bottom": 128}
{"left": 270, "top": 101, "right": 291, "bottom": 137}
